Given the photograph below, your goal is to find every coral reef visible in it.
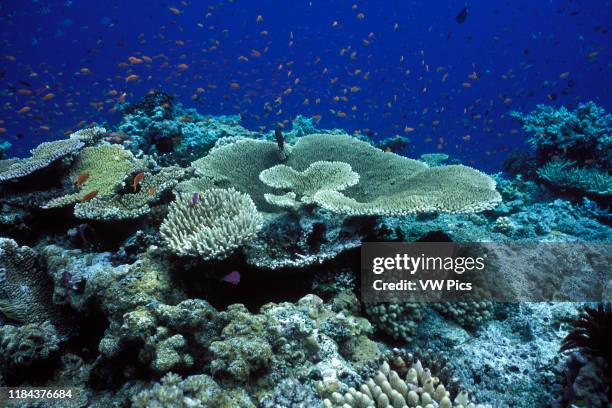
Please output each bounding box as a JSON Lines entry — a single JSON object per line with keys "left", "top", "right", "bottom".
{"left": 0, "top": 321, "right": 59, "bottom": 368}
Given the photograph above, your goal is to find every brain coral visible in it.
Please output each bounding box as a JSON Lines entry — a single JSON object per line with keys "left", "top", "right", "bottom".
{"left": 0, "top": 138, "right": 84, "bottom": 183}
{"left": 160, "top": 188, "right": 263, "bottom": 260}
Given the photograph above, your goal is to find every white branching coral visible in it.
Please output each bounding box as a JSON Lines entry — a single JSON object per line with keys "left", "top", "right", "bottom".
{"left": 160, "top": 188, "right": 263, "bottom": 260}
{"left": 260, "top": 160, "right": 359, "bottom": 207}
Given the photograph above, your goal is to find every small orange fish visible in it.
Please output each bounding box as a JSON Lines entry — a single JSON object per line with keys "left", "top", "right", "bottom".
{"left": 125, "top": 74, "right": 140, "bottom": 82}
{"left": 17, "top": 89, "right": 33, "bottom": 95}
{"left": 41, "top": 93, "right": 55, "bottom": 101}
{"left": 147, "top": 186, "right": 157, "bottom": 196}
{"left": 76, "top": 172, "right": 90, "bottom": 189}
{"left": 132, "top": 172, "right": 145, "bottom": 192}
{"left": 80, "top": 190, "right": 98, "bottom": 203}
{"left": 18, "top": 106, "right": 31, "bottom": 114}
{"left": 169, "top": 7, "right": 181, "bottom": 15}
{"left": 178, "top": 63, "right": 189, "bottom": 70}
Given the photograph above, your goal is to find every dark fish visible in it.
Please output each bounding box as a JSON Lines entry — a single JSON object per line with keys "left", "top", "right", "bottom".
{"left": 274, "top": 127, "right": 285, "bottom": 151}
{"left": 18, "top": 80, "right": 32, "bottom": 87}
{"left": 456, "top": 6, "right": 468, "bottom": 24}
{"left": 188, "top": 192, "right": 201, "bottom": 209}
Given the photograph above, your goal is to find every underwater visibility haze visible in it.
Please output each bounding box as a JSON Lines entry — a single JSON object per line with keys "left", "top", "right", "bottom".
{"left": 0, "top": 0, "right": 611, "bottom": 407}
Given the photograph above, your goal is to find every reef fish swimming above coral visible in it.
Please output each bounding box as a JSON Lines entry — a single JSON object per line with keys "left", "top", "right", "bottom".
{"left": 0, "top": 1, "right": 611, "bottom": 407}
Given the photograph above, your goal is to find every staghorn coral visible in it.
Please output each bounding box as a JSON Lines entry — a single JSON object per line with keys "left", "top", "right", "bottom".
{"left": 160, "top": 188, "right": 263, "bottom": 260}
{"left": 45, "top": 144, "right": 140, "bottom": 208}
{"left": 0, "top": 138, "right": 84, "bottom": 183}
{"left": 260, "top": 161, "right": 359, "bottom": 207}
{"left": 536, "top": 159, "right": 611, "bottom": 196}
{"left": 0, "top": 320, "right": 59, "bottom": 368}
{"left": 321, "top": 359, "right": 484, "bottom": 408}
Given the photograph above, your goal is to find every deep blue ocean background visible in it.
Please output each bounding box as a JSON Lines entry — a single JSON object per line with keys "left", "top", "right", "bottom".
{"left": 1, "top": 0, "right": 610, "bottom": 171}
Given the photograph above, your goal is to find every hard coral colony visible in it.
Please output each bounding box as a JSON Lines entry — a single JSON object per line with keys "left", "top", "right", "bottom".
{"left": 0, "top": 2, "right": 611, "bottom": 408}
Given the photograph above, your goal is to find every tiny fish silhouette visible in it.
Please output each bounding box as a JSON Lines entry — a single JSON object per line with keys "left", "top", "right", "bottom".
{"left": 456, "top": 6, "right": 468, "bottom": 24}
{"left": 222, "top": 271, "right": 241, "bottom": 285}
{"left": 188, "top": 192, "right": 201, "bottom": 209}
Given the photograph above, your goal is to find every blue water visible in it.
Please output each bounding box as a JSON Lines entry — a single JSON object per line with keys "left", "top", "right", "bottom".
{"left": 1, "top": 0, "right": 610, "bottom": 170}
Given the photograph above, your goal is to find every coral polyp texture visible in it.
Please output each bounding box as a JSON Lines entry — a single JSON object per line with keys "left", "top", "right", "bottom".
{"left": 160, "top": 188, "right": 263, "bottom": 260}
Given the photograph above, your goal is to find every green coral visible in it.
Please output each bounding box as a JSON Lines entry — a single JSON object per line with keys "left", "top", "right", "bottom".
{"left": 260, "top": 161, "right": 359, "bottom": 207}
{"left": 537, "top": 160, "right": 611, "bottom": 196}
{"left": 192, "top": 134, "right": 501, "bottom": 216}
{"left": 160, "top": 188, "right": 263, "bottom": 260}
{"left": 0, "top": 138, "right": 84, "bottom": 182}
{"left": 69, "top": 126, "right": 107, "bottom": 145}
{"left": 0, "top": 321, "right": 59, "bottom": 367}
{"left": 73, "top": 166, "right": 190, "bottom": 220}
{"left": 45, "top": 144, "right": 139, "bottom": 208}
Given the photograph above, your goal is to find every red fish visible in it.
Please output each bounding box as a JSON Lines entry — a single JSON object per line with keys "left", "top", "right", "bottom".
{"left": 132, "top": 172, "right": 145, "bottom": 192}
{"left": 80, "top": 190, "right": 98, "bottom": 203}
{"left": 76, "top": 172, "right": 90, "bottom": 189}
{"left": 222, "top": 271, "right": 241, "bottom": 285}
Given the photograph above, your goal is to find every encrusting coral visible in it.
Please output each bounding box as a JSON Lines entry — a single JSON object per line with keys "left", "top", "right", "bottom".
{"left": 160, "top": 188, "right": 263, "bottom": 260}
{"left": 0, "top": 320, "right": 60, "bottom": 368}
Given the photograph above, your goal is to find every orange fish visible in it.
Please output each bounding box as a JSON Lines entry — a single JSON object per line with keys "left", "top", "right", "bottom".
{"left": 17, "top": 89, "right": 33, "bottom": 95}
{"left": 132, "top": 172, "right": 145, "bottom": 192}
{"left": 18, "top": 106, "right": 31, "bottom": 114}
{"left": 169, "top": 7, "right": 181, "bottom": 15}
{"left": 76, "top": 172, "right": 90, "bottom": 189}
{"left": 147, "top": 186, "right": 157, "bottom": 196}
{"left": 128, "top": 56, "right": 143, "bottom": 64}
{"left": 125, "top": 74, "right": 140, "bottom": 82}
{"left": 41, "top": 93, "right": 55, "bottom": 101}
{"left": 178, "top": 63, "right": 189, "bottom": 70}
{"left": 80, "top": 190, "right": 98, "bottom": 203}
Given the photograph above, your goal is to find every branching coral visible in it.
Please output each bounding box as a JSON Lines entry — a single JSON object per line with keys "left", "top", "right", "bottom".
{"left": 160, "top": 188, "right": 263, "bottom": 260}
{"left": 0, "top": 138, "right": 84, "bottom": 182}
{"left": 537, "top": 159, "right": 611, "bottom": 196}
{"left": 69, "top": 126, "right": 108, "bottom": 145}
